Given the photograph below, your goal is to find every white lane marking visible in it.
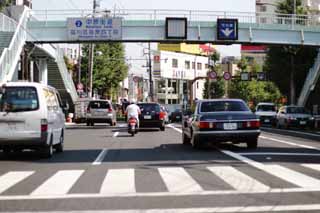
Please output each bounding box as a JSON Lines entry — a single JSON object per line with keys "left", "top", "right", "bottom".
{"left": 302, "top": 164, "right": 320, "bottom": 172}
{"left": 0, "top": 171, "right": 34, "bottom": 194}
{"left": 167, "top": 124, "right": 182, "bottom": 133}
{"left": 31, "top": 170, "right": 84, "bottom": 196}
{"left": 158, "top": 167, "right": 203, "bottom": 193}
{"left": 260, "top": 135, "right": 320, "bottom": 151}
{"left": 113, "top": 131, "right": 119, "bottom": 137}
{"left": 207, "top": 166, "right": 270, "bottom": 192}
{"left": 92, "top": 149, "right": 108, "bottom": 165}
{"left": 100, "top": 169, "right": 135, "bottom": 194}
{"left": 240, "top": 152, "right": 320, "bottom": 156}
{"left": 262, "top": 127, "right": 320, "bottom": 137}
{"left": 222, "top": 150, "right": 320, "bottom": 189}
{"left": 6, "top": 204, "right": 320, "bottom": 213}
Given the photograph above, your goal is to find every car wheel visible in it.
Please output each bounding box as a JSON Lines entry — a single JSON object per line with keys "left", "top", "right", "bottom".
{"left": 246, "top": 137, "right": 258, "bottom": 149}
{"left": 182, "top": 133, "right": 191, "bottom": 145}
{"left": 3, "top": 148, "right": 11, "bottom": 155}
{"left": 91, "top": 122, "right": 95, "bottom": 126}
{"left": 191, "top": 133, "right": 201, "bottom": 149}
{"left": 41, "top": 136, "right": 53, "bottom": 158}
{"left": 160, "top": 124, "right": 165, "bottom": 131}
{"left": 86, "top": 121, "right": 90, "bottom": 126}
{"left": 55, "top": 131, "right": 64, "bottom": 153}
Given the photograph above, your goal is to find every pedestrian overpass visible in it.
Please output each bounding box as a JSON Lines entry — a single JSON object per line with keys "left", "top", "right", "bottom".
{"left": 1, "top": 6, "right": 320, "bottom": 107}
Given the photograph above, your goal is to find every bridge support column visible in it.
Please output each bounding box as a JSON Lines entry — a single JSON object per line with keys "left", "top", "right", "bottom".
{"left": 38, "top": 59, "right": 48, "bottom": 85}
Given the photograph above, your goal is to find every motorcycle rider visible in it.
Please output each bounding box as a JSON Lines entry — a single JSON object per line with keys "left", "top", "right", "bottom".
{"left": 125, "top": 99, "right": 141, "bottom": 128}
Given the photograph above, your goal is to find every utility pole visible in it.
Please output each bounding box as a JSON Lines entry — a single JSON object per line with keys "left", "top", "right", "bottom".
{"left": 78, "top": 43, "right": 81, "bottom": 85}
{"left": 148, "top": 43, "right": 154, "bottom": 102}
{"left": 88, "top": 0, "right": 97, "bottom": 98}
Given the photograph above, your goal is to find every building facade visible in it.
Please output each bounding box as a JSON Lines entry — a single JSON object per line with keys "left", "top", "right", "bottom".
{"left": 152, "top": 50, "right": 210, "bottom": 104}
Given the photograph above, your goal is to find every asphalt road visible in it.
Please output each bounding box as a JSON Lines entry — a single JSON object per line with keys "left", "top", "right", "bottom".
{"left": 0, "top": 123, "right": 320, "bottom": 212}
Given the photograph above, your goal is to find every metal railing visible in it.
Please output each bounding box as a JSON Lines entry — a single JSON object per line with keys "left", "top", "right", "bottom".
{"left": 297, "top": 49, "right": 320, "bottom": 106}
{"left": 0, "top": 7, "right": 28, "bottom": 83}
{"left": 0, "top": 13, "right": 17, "bottom": 32}
{"left": 28, "top": 9, "right": 320, "bottom": 29}
{"left": 55, "top": 47, "right": 78, "bottom": 102}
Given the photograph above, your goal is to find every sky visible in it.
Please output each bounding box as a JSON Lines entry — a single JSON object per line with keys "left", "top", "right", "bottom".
{"left": 32, "top": 0, "right": 256, "bottom": 75}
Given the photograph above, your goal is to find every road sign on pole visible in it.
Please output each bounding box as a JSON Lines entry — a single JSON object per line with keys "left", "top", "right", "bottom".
{"left": 208, "top": 71, "right": 217, "bottom": 80}
{"left": 217, "top": 19, "right": 238, "bottom": 40}
{"left": 223, "top": 72, "right": 232, "bottom": 81}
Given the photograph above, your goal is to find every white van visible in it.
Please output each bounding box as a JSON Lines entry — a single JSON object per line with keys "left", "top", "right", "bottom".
{"left": 0, "top": 82, "right": 66, "bottom": 158}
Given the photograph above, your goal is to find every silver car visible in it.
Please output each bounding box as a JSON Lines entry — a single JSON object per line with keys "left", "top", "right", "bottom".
{"left": 276, "top": 105, "right": 315, "bottom": 129}
{"left": 86, "top": 100, "right": 117, "bottom": 126}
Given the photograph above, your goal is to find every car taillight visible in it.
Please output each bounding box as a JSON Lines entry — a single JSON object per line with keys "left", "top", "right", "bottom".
{"left": 244, "top": 120, "right": 260, "bottom": 128}
{"left": 108, "top": 108, "right": 113, "bottom": 113}
{"left": 41, "top": 119, "right": 48, "bottom": 132}
{"left": 198, "top": 121, "right": 215, "bottom": 129}
{"left": 87, "top": 108, "right": 90, "bottom": 113}
{"left": 159, "top": 111, "right": 165, "bottom": 120}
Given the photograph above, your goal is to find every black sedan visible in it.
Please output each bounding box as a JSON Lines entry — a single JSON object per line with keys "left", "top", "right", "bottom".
{"left": 137, "top": 103, "right": 166, "bottom": 131}
{"left": 170, "top": 108, "right": 183, "bottom": 122}
{"left": 182, "top": 99, "right": 261, "bottom": 149}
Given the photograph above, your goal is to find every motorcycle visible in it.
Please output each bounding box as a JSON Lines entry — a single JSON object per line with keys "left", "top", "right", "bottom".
{"left": 128, "top": 117, "right": 138, "bottom": 136}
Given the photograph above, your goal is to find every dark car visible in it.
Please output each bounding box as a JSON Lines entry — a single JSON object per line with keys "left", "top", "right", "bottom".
{"left": 182, "top": 99, "right": 261, "bottom": 149}
{"left": 276, "top": 105, "right": 315, "bottom": 129}
{"left": 137, "top": 103, "right": 166, "bottom": 131}
{"left": 170, "top": 108, "right": 183, "bottom": 122}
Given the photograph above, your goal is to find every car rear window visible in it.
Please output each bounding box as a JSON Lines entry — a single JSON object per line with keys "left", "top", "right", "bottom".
{"left": 287, "top": 107, "right": 308, "bottom": 114}
{"left": 200, "top": 101, "right": 250, "bottom": 112}
{"left": 89, "top": 101, "right": 110, "bottom": 109}
{"left": 138, "top": 104, "right": 160, "bottom": 112}
{"left": 0, "top": 87, "right": 39, "bottom": 112}
{"left": 257, "top": 105, "right": 276, "bottom": 112}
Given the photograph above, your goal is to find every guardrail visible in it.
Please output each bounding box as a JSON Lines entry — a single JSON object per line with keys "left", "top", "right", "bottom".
{"left": 28, "top": 9, "right": 320, "bottom": 29}
{"left": 0, "top": 7, "right": 28, "bottom": 83}
{"left": 55, "top": 47, "right": 78, "bottom": 103}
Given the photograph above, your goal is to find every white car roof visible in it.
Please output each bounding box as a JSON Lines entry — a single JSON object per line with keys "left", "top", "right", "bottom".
{"left": 257, "top": 102, "right": 275, "bottom": 106}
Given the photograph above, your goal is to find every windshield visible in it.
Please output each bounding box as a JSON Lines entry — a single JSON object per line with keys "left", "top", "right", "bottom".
{"left": 200, "top": 101, "right": 250, "bottom": 112}
{"left": 0, "top": 87, "right": 39, "bottom": 112}
{"left": 138, "top": 104, "right": 160, "bottom": 112}
{"left": 287, "top": 107, "right": 309, "bottom": 114}
{"left": 89, "top": 101, "right": 110, "bottom": 109}
{"left": 257, "top": 105, "right": 276, "bottom": 112}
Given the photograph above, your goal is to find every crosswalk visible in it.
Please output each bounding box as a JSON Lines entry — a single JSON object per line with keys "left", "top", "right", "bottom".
{"left": 0, "top": 164, "right": 320, "bottom": 199}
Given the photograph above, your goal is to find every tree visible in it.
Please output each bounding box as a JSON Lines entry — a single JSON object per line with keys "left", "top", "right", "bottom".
{"left": 250, "top": 60, "right": 261, "bottom": 74}
{"left": 237, "top": 57, "right": 248, "bottom": 72}
{"left": 0, "top": 0, "right": 12, "bottom": 11}
{"left": 203, "top": 64, "right": 225, "bottom": 99}
{"left": 211, "top": 51, "right": 220, "bottom": 66}
{"left": 81, "top": 43, "right": 128, "bottom": 100}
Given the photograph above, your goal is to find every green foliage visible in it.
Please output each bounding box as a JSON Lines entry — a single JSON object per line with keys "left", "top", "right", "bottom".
{"left": 203, "top": 79, "right": 225, "bottom": 99}
{"left": 237, "top": 57, "right": 248, "bottom": 72}
{"left": 81, "top": 43, "right": 128, "bottom": 99}
{"left": 229, "top": 80, "right": 282, "bottom": 106}
{"left": 276, "top": 0, "right": 307, "bottom": 14}
{"left": 211, "top": 51, "right": 220, "bottom": 66}
{"left": 63, "top": 56, "right": 75, "bottom": 72}
{"left": 0, "top": 0, "right": 11, "bottom": 11}
{"left": 250, "top": 60, "right": 261, "bottom": 74}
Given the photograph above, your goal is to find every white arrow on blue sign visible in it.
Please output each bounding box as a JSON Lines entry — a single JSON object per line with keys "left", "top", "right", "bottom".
{"left": 217, "top": 19, "right": 238, "bottom": 40}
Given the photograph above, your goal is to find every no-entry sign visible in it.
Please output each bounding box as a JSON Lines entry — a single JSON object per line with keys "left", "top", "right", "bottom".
{"left": 223, "top": 72, "right": 232, "bottom": 81}
{"left": 208, "top": 71, "right": 217, "bottom": 80}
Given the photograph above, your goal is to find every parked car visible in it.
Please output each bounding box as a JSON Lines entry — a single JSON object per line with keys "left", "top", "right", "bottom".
{"left": 170, "top": 108, "right": 183, "bottom": 122}
{"left": 182, "top": 99, "right": 261, "bottom": 149}
{"left": 86, "top": 100, "right": 117, "bottom": 126}
{"left": 276, "top": 105, "right": 315, "bottom": 129}
{"left": 0, "top": 82, "right": 66, "bottom": 158}
{"left": 137, "top": 103, "right": 166, "bottom": 131}
{"left": 255, "top": 102, "right": 277, "bottom": 126}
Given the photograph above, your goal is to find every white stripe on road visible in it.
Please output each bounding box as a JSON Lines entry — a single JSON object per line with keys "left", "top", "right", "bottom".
{"left": 92, "top": 149, "right": 108, "bottom": 165}
{"left": 158, "top": 167, "right": 203, "bottom": 193}
{"left": 167, "top": 124, "right": 182, "bottom": 133}
{"left": 262, "top": 127, "right": 320, "bottom": 137}
{"left": 100, "top": 169, "right": 135, "bottom": 194}
{"left": 113, "top": 132, "right": 119, "bottom": 137}
{"left": 208, "top": 166, "right": 270, "bottom": 192}
{"left": 31, "top": 170, "right": 84, "bottom": 196}
{"left": 240, "top": 152, "right": 320, "bottom": 156}
{"left": 0, "top": 171, "right": 34, "bottom": 194}
{"left": 222, "top": 150, "right": 320, "bottom": 189}
{"left": 8, "top": 204, "right": 320, "bottom": 213}
{"left": 259, "top": 135, "right": 320, "bottom": 151}
{"left": 302, "top": 164, "right": 320, "bottom": 172}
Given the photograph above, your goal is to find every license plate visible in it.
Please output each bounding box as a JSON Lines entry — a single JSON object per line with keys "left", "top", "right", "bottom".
{"left": 144, "top": 115, "right": 152, "bottom": 119}
{"left": 264, "top": 119, "right": 270, "bottom": 123}
{"left": 223, "top": 123, "right": 237, "bottom": 130}
{"left": 300, "top": 121, "right": 307, "bottom": 125}
{"left": 176, "top": 116, "right": 180, "bottom": 119}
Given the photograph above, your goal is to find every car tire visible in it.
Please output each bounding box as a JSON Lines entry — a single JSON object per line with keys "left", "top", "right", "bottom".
{"left": 55, "top": 131, "right": 64, "bottom": 153}
{"left": 86, "top": 121, "right": 90, "bottom": 126}
{"left": 182, "top": 133, "right": 191, "bottom": 145}
{"left": 3, "top": 148, "right": 11, "bottom": 155}
{"left": 91, "top": 122, "right": 95, "bottom": 126}
{"left": 41, "top": 136, "right": 53, "bottom": 158}
{"left": 246, "top": 137, "right": 258, "bottom": 149}
{"left": 160, "top": 124, "right": 165, "bottom": 131}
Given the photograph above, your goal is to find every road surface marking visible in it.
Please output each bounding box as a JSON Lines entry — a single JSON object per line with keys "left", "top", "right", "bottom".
{"left": 100, "top": 169, "right": 135, "bottom": 194}
{"left": 260, "top": 135, "right": 320, "bottom": 151}
{"left": 240, "top": 152, "right": 320, "bottom": 156}
{"left": 7, "top": 204, "right": 320, "bottom": 212}
{"left": 31, "top": 170, "right": 84, "bottom": 196}
{"left": 118, "top": 124, "right": 126, "bottom": 128}
{"left": 302, "top": 164, "right": 320, "bottom": 172}
{"left": 92, "top": 149, "right": 108, "bottom": 165}
{"left": 222, "top": 150, "right": 320, "bottom": 189}
{"left": 207, "top": 166, "right": 270, "bottom": 192}
{"left": 262, "top": 127, "right": 320, "bottom": 137}
{"left": 113, "top": 131, "right": 119, "bottom": 137}
{"left": 158, "top": 167, "right": 203, "bottom": 193}
{"left": 167, "top": 124, "right": 182, "bottom": 133}
{"left": 0, "top": 171, "right": 34, "bottom": 194}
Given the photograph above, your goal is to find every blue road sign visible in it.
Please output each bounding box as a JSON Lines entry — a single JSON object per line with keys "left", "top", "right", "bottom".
{"left": 75, "top": 20, "right": 82, "bottom": 27}
{"left": 217, "top": 19, "right": 238, "bottom": 40}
